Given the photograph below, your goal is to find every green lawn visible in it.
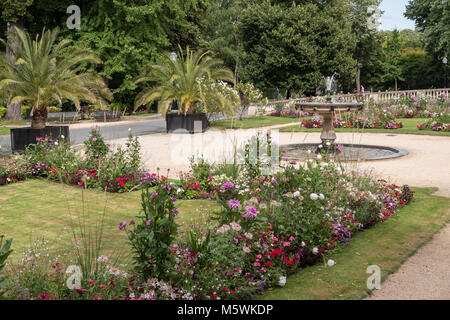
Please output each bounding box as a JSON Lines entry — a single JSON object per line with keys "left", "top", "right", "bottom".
{"left": 210, "top": 116, "right": 300, "bottom": 130}
{"left": 0, "top": 179, "right": 219, "bottom": 262}
{"left": 261, "top": 187, "right": 450, "bottom": 300}
{"left": 2, "top": 181, "right": 449, "bottom": 300}
{"left": 0, "top": 120, "right": 29, "bottom": 136}
{"left": 127, "top": 111, "right": 158, "bottom": 117}
{"left": 279, "top": 118, "right": 450, "bottom": 136}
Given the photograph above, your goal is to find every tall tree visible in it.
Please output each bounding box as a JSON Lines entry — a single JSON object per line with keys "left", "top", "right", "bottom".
{"left": 62, "top": 0, "right": 208, "bottom": 107}
{"left": 200, "top": 0, "right": 241, "bottom": 82}
{"left": 236, "top": 0, "right": 355, "bottom": 96}
{"left": 349, "top": 0, "right": 382, "bottom": 93}
{"left": 405, "top": 0, "right": 449, "bottom": 62}
{"left": 0, "top": 0, "right": 33, "bottom": 120}
{"left": 381, "top": 29, "right": 404, "bottom": 91}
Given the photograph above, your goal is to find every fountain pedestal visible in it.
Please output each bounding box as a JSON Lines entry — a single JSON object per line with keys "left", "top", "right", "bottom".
{"left": 295, "top": 101, "right": 363, "bottom": 152}
{"left": 320, "top": 112, "right": 336, "bottom": 146}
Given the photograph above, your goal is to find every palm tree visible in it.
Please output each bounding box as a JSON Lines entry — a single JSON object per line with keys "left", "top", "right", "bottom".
{"left": 134, "top": 46, "right": 238, "bottom": 117}
{"left": 0, "top": 27, "right": 112, "bottom": 129}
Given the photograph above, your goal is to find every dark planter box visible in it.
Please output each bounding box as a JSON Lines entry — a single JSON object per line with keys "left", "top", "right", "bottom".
{"left": 10, "top": 126, "right": 70, "bottom": 153}
{"left": 165, "top": 113, "right": 208, "bottom": 133}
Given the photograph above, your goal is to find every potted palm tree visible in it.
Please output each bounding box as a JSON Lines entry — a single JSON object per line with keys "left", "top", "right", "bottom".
{"left": 0, "top": 27, "right": 112, "bottom": 152}
{"left": 134, "top": 46, "right": 238, "bottom": 133}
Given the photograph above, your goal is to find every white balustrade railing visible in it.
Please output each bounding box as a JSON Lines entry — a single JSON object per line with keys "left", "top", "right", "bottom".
{"left": 249, "top": 88, "right": 450, "bottom": 116}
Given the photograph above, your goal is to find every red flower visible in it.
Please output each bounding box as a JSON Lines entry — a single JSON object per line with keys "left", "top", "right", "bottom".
{"left": 265, "top": 261, "right": 274, "bottom": 267}
{"left": 222, "top": 287, "right": 228, "bottom": 292}
{"left": 230, "top": 290, "right": 236, "bottom": 295}
{"left": 37, "top": 293, "right": 52, "bottom": 300}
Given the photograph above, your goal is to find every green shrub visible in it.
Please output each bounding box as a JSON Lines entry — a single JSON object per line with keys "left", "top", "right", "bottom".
{"left": 0, "top": 236, "right": 13, "bottom": 290}
{"left": 123, "top": 186, "right": 179, "bottom": 280}
{"left": 47, "top": 106, "right": 62, "bottom": 113}
{"left": 0, "top": 107, "right": 6, "bottom": 119}
{"left": 83, "top": 128, "right": 110, "bottom": 162}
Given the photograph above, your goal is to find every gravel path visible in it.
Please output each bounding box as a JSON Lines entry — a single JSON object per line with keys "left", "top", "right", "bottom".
{"left": 109, "top": 128, "right": 450, "bottom": 299}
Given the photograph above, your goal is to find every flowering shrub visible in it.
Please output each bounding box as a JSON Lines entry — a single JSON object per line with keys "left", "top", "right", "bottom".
{"left": 123, "top": 185, "right": 179, "bottom": 280}
{"left": 83, "top": 127, "right": 109, "bottom": 162}
{"left": 417, "top": 114, "right": 450, "bottom": 132}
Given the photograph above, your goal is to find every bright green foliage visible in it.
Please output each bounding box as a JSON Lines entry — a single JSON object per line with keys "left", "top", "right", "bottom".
{"left": 134, "top": 46, "right": 236, "bottom": 116}
{"left": 381, "top": 29, "right": 405, "bottom": 91}
{"left": 200, "top": 0, "right": 241, "bottom": 78}
{"left": 0, "top": 236, "right": 13, "bottom": 290}
{"left": 62, "top": 0, "right": 207, "bottom": 105}
{"left": 405, "top": 0, "right": 450, "bottom": 62}
{"left": 125, "top": 186, "right": 179, "bottom": 280}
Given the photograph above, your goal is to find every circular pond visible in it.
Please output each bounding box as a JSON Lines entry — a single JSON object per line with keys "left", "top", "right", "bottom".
{"left": 281, "top": 143, "right": 408, "bottom": 161}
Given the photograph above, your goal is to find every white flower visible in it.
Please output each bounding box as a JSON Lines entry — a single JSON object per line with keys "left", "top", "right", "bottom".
{"left": 318, "top": 144, "right": 323, "bottom": 149}
{"left": 327, "top": 259, "right": 336, "bottom": 267}
{"left": 128, "top": 128, "right": 131, "bottom": 132}
{"left": 60, "top": 135, "right": 65, "bottom": 139}
{"left": 319, "top": 193, "right": 325, "bottom": 200}
{"left": 312, "top": 247, "right": 319, "bottom": 255}
{"left": 310, "top": 193, "right": 319, "bottom": 201}
{"left": 54, "top": 141, "right": 58, "bottom": 145}
{"left": 293, "top": 191, "right": 301, "bottom": 198}
{"left": 317, "top": 154, "right": 322, "bottom": 160}
{"left": 301, "top": 241, "right": 306, "bottom": 247}
{"left": 307, "top": 149, "right": 312, "bottom": 154}
{"left": 278, "top": 276, "right": 287, "bottom": 287}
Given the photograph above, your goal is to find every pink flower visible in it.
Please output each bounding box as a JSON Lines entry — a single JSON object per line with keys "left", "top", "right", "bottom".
{"left": 283, "top": 242, "right": 290, "bottom": 247}
{"left": 289, "top": 236, "right": 295, "bottom": 241}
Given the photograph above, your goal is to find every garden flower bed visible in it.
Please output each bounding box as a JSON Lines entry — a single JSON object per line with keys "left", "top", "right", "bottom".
{"left": 1, "top": 139, "right": 415, "bottom": 299}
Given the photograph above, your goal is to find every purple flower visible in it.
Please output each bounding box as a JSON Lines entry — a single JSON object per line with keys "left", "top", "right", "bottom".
{"left": 92, "top": 137, "right": 97, "bottom": 142}
{"left": 170, "top": 196, "right": 177, "bottom": 202}
{"left": 129, "top": 219, "right": 135, "bottom": 225}
{"left": 172, "top": 209, "right": 179, "bottom": 216}
{"left": 146, "top": 219, "right": 152, "bottom": 228}
{"left": 118, "top": 221, "right": 127, "bottom": 230}
{"left": 289, "top": 161, "right": 297, "bottom": 165}
{"left": 244, "top": 206, "right": 259, "bottom": 219}
{"left": 151, "top": 192, "right": 158, "bottom": 200}
{"left": 228, "top": 200, "right": 240, "bottom": 210}
{"left": 221, "top": 182, "right": 235, "bottom": 190}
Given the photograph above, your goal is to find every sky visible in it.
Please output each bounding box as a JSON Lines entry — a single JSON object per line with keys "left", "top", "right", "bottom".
{"left": 379, "top": 0, "right": 416, "bottom": 31}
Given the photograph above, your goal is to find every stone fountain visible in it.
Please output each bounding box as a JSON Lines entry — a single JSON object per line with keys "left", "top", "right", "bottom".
{"left": 296, "top": 74, "right": 363, "bottom": 150}
{"left": 281, "top": 74, "right": 408, "bottom": 161}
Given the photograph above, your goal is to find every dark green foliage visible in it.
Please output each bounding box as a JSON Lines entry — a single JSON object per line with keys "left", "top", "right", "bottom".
{"left": 236, "top": 0, "right": 355, "bottom": 95}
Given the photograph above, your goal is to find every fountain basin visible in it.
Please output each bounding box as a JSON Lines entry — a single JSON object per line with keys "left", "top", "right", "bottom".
{"left": 295, "top": 101, "right": 364, "bottom": 147}
{"left": 295, "top": 102, "right": 363, "bottom": 113}
{"left": 282, "top": 143, "right": 408, "bottom": 161}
